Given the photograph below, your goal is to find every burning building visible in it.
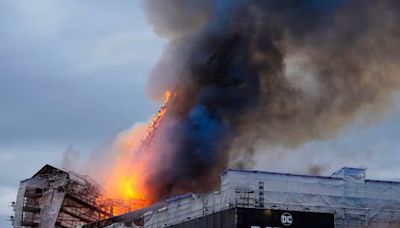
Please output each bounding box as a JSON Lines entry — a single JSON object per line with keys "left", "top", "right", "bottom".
{"left": 85, "top": 167, "right": 400, "bottom": 228}
{"left": 12, "top": 165, "right": 133, "bottom": 228}
{"left": 11, "top": 1, "right": 400, "bottom": 227}
{"left": 14, "top": 165, "right": 400, "bottom": 227}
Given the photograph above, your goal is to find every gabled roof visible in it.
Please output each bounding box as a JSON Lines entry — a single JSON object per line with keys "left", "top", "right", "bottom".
{"left": 31, "top": 164, "right": 68, "bottom": 178}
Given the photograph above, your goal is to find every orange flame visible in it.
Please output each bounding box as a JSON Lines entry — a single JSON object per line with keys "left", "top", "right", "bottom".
{"left": 104, "top": 90, "right": 172, "bottom": 212}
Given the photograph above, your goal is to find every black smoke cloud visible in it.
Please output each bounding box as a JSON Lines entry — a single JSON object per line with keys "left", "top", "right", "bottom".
{"left": 141, "top": 0, "right": 400, "bottom": 200}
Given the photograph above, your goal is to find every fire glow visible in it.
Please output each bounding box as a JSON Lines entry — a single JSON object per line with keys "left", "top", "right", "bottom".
{"left": 104, "top": 90, "right": 172, "bottom": 211}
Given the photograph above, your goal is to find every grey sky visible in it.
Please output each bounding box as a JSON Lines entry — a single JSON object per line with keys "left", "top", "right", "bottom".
{"left": 1, "top": 1, "right": 400, "bottom": 227}
{"left": 254, "top": 107, "right": 400, "bottom": 181}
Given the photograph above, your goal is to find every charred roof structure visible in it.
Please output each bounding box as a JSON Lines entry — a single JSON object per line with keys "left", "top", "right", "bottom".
{"left": 84, "top": 167, "right": 400, "bottom": 228}
{"left": 12, "top": 165, "right": 131, "bottom": 228}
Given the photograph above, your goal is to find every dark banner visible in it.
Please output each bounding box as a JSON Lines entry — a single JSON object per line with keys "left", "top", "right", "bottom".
{"left": 237, "top": 208, "right": 334, "bottom": 228}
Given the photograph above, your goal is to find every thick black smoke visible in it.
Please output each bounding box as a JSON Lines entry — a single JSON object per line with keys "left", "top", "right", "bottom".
{"left": 142, "top": 0, "right": 400, "bottom": 200}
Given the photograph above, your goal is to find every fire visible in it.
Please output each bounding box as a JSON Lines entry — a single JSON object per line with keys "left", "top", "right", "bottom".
{"left": 104, "top": 90, "right": 173, "bottom": 212}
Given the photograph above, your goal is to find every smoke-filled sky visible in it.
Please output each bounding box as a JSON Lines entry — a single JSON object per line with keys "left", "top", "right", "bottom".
{"left": 138, "top": 0, "right": 400, "bottom": 200}
{"left": 1, "top": 0, "right": 400, "bottom": 227}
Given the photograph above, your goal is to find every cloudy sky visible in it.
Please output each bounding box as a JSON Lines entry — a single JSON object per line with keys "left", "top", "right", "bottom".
{"left": 0, "top": 1, "right": 163, "bottom": 226}
{"left": 1, "top": 1, "right": 400, "bottom": 227}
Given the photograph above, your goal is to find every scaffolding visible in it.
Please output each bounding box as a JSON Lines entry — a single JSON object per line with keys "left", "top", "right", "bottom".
{"left": 13, "top": 165, "right": 131, "bottom": 228}
{"left": 13, "top": 90, "right": 175, "bottom": 228}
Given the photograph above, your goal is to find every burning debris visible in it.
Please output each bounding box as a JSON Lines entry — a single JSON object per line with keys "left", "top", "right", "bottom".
{"left": 99, "top": 0, "right": 400, "bottom": 208}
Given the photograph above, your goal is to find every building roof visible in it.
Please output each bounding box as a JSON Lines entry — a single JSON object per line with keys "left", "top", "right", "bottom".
{"left": 222, "top": 167, "right": 400, "bottom": 184}
{"left": 31, "top": 164, "right": 68, "bottom": 178}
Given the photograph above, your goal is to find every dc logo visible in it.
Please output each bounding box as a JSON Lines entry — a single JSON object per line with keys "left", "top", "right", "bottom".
{"left": 280, "top": 212, "right": 293, "bottom": 226}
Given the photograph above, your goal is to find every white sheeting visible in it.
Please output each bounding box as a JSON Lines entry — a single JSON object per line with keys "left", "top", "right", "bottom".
{"left": 130, "top": 168, "right": 400, "bottom": 228}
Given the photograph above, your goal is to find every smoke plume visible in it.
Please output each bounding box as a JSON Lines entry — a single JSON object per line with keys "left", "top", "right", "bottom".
{"left": 139, "top": 0, "right": 400, "bottom": 200}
